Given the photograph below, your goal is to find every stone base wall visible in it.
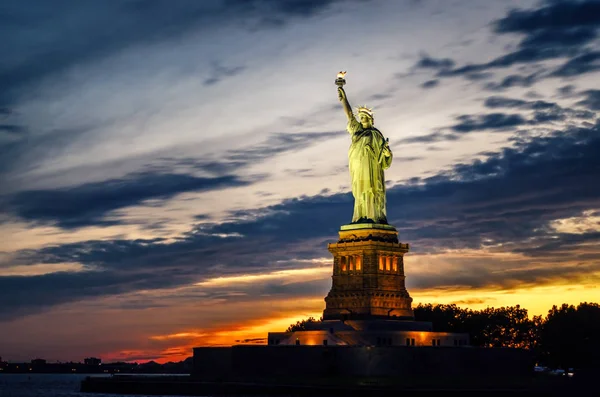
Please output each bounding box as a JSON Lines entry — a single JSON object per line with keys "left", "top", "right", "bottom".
{"left": 193, "top": 345, "right": 534, "bottom": 380}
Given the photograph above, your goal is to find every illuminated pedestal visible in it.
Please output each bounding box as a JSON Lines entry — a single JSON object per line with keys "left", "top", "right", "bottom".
{"left": 324, "top": 223, "right": 413, "bottom": 320}
{"left": 267, "top": 224, "right": 468, "bottom": 346}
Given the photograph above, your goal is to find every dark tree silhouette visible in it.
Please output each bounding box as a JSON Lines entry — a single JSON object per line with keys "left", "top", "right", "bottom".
{"left": 286, "top": 316, "right": 320, "bottom": 332}
{"left": 539, "top": 302, "right": 600, "bottom": 369}
{"left": 414, "top": 304, "right": 541, "bottom": 349}
{"left": 412, "top": 304, "right": 466, "bottom": 332}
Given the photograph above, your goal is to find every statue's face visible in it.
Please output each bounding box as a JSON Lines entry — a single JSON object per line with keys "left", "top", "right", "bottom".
{"left": 359, "top": 113, "right": 373, "bottom": 128}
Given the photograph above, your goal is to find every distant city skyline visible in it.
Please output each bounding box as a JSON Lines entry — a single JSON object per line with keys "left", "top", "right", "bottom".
{"left": 0, "top": 357, "right": 101, "bottom": 363}
{"left": 1, "top": 0, "right": 600, "bottom": 363}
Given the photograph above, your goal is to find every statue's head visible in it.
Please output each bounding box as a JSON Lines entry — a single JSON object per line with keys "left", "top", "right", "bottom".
{"left": 357, "top": 106, "right": 374, "bottom": 128}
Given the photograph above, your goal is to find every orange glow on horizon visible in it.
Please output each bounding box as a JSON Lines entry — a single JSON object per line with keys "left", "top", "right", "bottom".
{"left": 97, "top": 276, "right": 600, "bottom": 364}
{"left": 104, "top": 300, "right": 324, "bottom": 364}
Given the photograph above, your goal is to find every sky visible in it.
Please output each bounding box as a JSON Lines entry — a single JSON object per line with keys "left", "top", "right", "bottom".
{"left": 1, "top": 0, "right": 600, "bottom": 364}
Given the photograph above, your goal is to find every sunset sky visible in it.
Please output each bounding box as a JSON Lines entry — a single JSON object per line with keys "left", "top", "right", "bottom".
{"left": 1, "top": 0, "right": 600, "bottom": 364}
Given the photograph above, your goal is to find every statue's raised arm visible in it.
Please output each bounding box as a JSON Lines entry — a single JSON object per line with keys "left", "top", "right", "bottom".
{"left": 338, "top": 87, "right": 353, "bottom": 121}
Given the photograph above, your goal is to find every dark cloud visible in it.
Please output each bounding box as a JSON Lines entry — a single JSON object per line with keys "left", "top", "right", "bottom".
{"left": 2, "top": 130, "right": 340, "bottom": 228}
{"left": 487, "top": 47, "right": 578, "bottom": 68}
{"left": 409, "top": 252, "right": 600, "bottom": 291}
{"left": 418, "top": 1, "right": 600, "bottom": 84}
{"left": 0, "top": 124, "right": 23, "bottom": 135}
{"left": 395, "top": 156, "right": 423, "bottom": 162}
{"left": 532, "top": 110, "right": 565, "bottom": 123}
{"left": 203, "top": 62, "right": 246, "bottom": 86}
{"left": 525, "top": 90, "right": 543, "bottom": 99}
{"left": 450, "top": 113, "right": 528, "bottom": 133}
{"left": 5, "top": 119, "right": 599, "bottom": 319}
{"left": 367, "top": 93, "right": 393, "bottom": 101}
{"left": 484, "top": 72, "right": 540, "bottom": 91}
{"left": 483, "top": 95, "right": 595, "bottom": 121}
{"left": 420, "top": 79, "right": 439, "bottom": 89}
{"left": 397, "top": 131, "right": 460, "bottom": 144}
{"left": 494, "top": 1, "right": 600, "bottom": 33}
{"left": 512, "top": 231, "right": 600, "bottom": 257}
{"left": 415, "top": 55, "right": 455, "bottom": 70}
{"left": 484, "top": 96, "right": 543, "bottom": 109}
{"left": 440, "top": 48, "right": 579, "bottom": 79}
{"left": 0, "top": 263, "right": 194, "bottom": 321}
{"left": 244, "top": 0, "right": 339, "bottom": 19}
{"left": 516, "top": 27, "right": 598, "bottom": 48}
{"left": 577, "top": 89, "right": 600, "bottom": 110}
{"left": 550, "top": 51, "right": 600, "bottom": 77}
{"left": 464, "top": 72, "right": 494, "bottom": 81}
{"left": 5, "top": 172, "right": 257, "bottom": 229}
{"left": 391, "top": 122, "right": 600, "bottom": 252}
{"left": 557, "top": 84, "right": 576, "bottom": 97}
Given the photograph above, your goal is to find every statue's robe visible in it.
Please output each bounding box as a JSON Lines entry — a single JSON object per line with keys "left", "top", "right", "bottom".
{"left": 347, "top": 116, "right": 392, "bottom": 224}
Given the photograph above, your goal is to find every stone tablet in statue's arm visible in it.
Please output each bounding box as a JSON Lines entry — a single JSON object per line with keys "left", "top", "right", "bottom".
{"left": 379, "top": 136, "right": 393, "bottom": 170}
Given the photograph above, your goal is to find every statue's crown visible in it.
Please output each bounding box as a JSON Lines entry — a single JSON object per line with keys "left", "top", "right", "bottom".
{"left": 357, "top": 106, "right": 374, "bottom": 118}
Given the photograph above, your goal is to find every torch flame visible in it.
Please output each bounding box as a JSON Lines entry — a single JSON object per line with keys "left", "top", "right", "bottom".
{"left": 337, "top": 71, "right": 347, "bottom": 79}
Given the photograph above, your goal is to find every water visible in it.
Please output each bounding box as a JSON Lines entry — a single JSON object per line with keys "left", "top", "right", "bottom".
{"left": 0, "top": 374, "right": 193, "bottom": 397}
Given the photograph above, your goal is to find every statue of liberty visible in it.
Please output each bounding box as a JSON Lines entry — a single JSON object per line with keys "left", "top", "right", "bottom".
{"left": 336, "top": 73, "right": 392, "bottom": 224}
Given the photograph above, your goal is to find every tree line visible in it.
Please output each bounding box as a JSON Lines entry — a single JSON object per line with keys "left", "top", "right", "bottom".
{"left": 287, "top": 302, "right": 600, "bottom": 369}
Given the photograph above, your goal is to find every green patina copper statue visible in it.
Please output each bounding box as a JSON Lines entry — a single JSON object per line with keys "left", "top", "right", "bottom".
{"left": 336, "top": 72, "right": 392, "bottom": 224}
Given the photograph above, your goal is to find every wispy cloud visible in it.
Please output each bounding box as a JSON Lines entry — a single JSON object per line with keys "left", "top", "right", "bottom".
{"left": 414, "top": 1, "right": 600, "bottom": 85}
{"left": 4, "top": 173, "right": 260, "bottom": 229}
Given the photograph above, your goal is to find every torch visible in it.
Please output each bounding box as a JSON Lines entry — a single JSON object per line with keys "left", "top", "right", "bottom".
{"left": 335, "top": 71, "right": 347, "bottom": 87}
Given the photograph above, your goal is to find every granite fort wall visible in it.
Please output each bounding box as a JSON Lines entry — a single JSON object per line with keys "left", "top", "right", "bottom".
{"left": 193, "top": 345, "right": 533, "bottom": 379}
{"left": 192, "top": 347, "right": 232, "bottom": 379}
